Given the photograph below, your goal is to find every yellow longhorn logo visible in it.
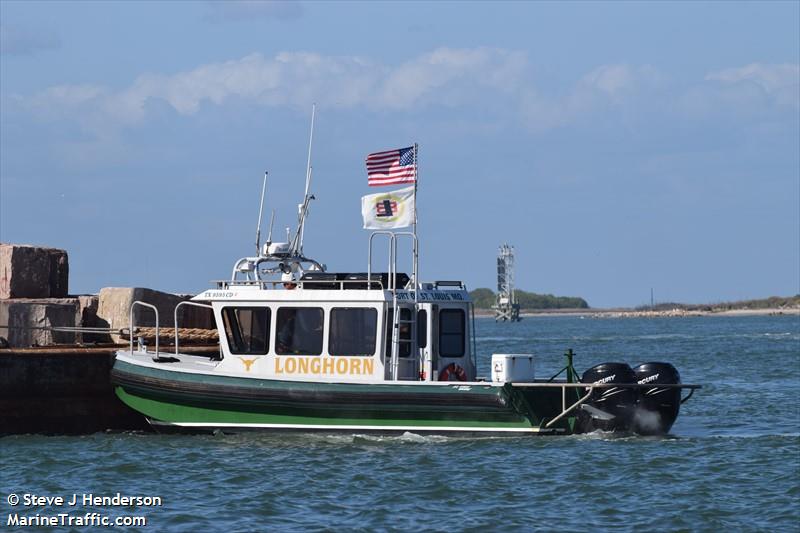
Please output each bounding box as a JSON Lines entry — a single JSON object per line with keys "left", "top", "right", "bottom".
{"left": 238, "top": 357, "right": 257, "bottom": 372}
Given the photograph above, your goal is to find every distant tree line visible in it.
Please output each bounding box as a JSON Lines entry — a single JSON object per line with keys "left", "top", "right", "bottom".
{"left": 469, "top": 288, "right": 589, "bottom": 309}
{"left": 635, "top": 295, "right": 800, "bottom": 312}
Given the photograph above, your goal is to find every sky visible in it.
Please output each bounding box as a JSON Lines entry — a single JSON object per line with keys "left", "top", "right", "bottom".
{"left": 1, "top": 0, "right": 798, "bottom": 308}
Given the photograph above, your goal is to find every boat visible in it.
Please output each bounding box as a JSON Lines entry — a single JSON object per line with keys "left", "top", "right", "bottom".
{"left": 111, "top": 257, "right": 698, "bottom": 436}
{"left": 111, "top": 120, "right": 699, "bottom": 436}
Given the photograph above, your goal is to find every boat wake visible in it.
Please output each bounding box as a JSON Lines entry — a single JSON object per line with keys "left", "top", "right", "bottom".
{"left": 352, "top": 432, "right": 452, "bottom": 444}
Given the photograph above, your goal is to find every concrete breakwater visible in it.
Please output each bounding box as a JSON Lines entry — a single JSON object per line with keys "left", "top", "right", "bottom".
{"left": 0, "top": 346, "right": 141, "bottom": 435}
{"left": 0, "top": 345, "right": 218, "bottom": 435}
{"left": 0, "top": 242, "right": 218, "bottom": 434}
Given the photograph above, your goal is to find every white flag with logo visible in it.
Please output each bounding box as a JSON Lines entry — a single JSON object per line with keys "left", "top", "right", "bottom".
{"left": 361, "top": 185, "right": 415, "bottom": 229}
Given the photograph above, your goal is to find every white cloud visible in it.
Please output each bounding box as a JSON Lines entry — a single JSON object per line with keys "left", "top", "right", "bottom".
{"left": 380, "top": 48, "right": 527, "bottom": 109}
{"left": 22, "top": 48, "right": 528, "bottom": 125}
{"left": 17, "top": 52, "right": 799, "bottom": 144}
{"left": 705, "top": 63, "right": 799, "bottom": 109}
{"left": 520, "top": 64, "right": 665, "bottom": 131}
{"left": 580, "top": 64, "right": 662, "bottom": 96}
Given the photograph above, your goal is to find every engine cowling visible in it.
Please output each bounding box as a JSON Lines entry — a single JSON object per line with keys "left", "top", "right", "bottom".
{"left": 578, "top": 362, "right": 637, "bottom": 433}
{"left": 632, "top": 362, "right": 682, "bottom": 435}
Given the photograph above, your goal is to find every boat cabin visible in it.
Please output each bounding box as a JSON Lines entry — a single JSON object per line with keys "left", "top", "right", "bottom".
{"left": 193, "top": 272, "right": 477, "bottom": 384}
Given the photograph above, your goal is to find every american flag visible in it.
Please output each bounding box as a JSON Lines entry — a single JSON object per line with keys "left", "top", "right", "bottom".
{"left": 366, "top": 146, "right": 416, "bottom": 187}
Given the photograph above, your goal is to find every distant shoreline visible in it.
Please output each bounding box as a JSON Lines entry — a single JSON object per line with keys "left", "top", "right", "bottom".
{"left": 474, "top": 307, "right": 800, "bottom": 318}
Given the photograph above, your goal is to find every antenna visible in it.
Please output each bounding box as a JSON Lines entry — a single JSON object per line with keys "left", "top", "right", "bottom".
{"left": 266, "top": 209, "right": 275, "bottom": 246}
{"left": 298, "top": 167, "right": 313, "bottom": 252}
{"left": 255, "top": 171, "right": 268, "bottom": 256}
{"left": 291, "top": 104, "right": 317, "bottom": 255}
{"left": 303, "top": 104, "right": 316, "bottom": 201}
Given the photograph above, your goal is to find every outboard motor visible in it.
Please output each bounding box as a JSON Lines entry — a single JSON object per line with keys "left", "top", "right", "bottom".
{"left": 632, "top": 362, "right": 682, "bottom": 436}
{"left": 578, "top": 362, "right": 637, "bottom": 433}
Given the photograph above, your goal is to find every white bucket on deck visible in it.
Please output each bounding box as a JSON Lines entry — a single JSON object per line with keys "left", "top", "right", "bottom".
{"left": 491, "top": 354, "right": 535, "bottom": 383}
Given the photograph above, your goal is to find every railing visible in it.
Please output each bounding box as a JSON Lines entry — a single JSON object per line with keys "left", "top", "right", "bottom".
{"left": 508, "top": 382, "right": 702, "bottom": 429}
{"left": 173, "top": 301, "right": 214, "bottom": 354}
{"left": 368, "top": 231, "right": 420, "bottom": 381}
{"left": 214, "top": 278, "right": 388, "bottom": 291}
{"left": 545, "top": 386, "right": 595, "bottom": 428}
{"left": 469, "top": 301, "right": 478, "bottom": 377}
{"left": 214, "top": 279, "right": 288, "bottom": 289}
{"left": 297, "top": 278, "right": 386, "bottom": 291}
{"left": 129, "top": 301, "right": 159, "bottom": 361}
{"left": 368, "top": 232, "right": 397, "bottom": 291}
{"left": 368, "top": 231, "right": 418, "bottom": 291}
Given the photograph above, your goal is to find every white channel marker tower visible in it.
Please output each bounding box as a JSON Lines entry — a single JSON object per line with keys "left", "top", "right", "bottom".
{"left": 494, "top": 243, "right": 521, "bottom": 322}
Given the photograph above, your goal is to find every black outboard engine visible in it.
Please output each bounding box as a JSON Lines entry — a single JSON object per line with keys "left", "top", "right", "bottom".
{"left": 578, "top": 362, "right": 637, "bottom": 433}
{"left": 632, "top": 362, "right": 682, "bottom": 436}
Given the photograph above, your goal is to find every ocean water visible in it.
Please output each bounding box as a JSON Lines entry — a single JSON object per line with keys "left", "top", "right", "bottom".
{"left": 2, "top": 315, "right": 799, "bottom": 531}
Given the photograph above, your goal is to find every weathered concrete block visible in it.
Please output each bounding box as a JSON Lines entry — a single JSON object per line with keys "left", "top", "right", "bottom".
{"left": 75, "top": 294, "right": 110, "bottom": 343}
{"left": 0, "top": 298, "right": 79, "bottom": 347}
{"left": 97, "top": 288, "right": 213, "bottom": 343}
{"left": 0, "top": 244, "right": 69, "bottom": 299}
{"left": 77, "top": 295, "right": 100, "bottom": 326}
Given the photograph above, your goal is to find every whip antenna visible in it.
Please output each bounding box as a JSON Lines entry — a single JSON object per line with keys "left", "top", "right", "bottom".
{"left": 255, "top": 171, "right": 268, "bottom": 256}
{"left": 266, "top": 209, "right": 275, "bottom": 247}
{"left": 291, "top": 104, "right": 316, "bottom": 255}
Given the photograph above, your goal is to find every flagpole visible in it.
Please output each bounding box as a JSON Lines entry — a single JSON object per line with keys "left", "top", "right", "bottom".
{"left": 413, "top": 143, "right": 419, "bottom": 290}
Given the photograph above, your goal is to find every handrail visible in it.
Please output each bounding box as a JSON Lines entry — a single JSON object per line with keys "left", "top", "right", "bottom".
{"left": 369, "top": 232, "right": 398, "bottom": 379}
{"left": 368, "top": 232, "right": 396, "bottom": 290}
{"left": 174, "top": 301, "right": 214, "bottom": 354}
{"left": 298, "top": 278, "right": 387, "bottom": 290}
{"left": 229, "top": 255, "right": 326, "bottom": 283}
{"left": 681, "top": 388, "right": 696, "bottom": 404}
{"left": 392, "top": 231, "right": 418, "bottom": 289}
{"left": 368, "top": 231, "right": 419, "bottom": 291}
{"left": 129, "top": 301, "right": 159, "bottom": 361}
{"left": 538, "top": 382, "right": 702, "bottom": 428}
{"left": 469, "top": 301, "right": 477, "bottom": 378}
{"left": 369, "top": 231, "right": 422, "bottom": 381}
{"left": 545, "top": 386, "right": 595, "bottom": 428}
{"left": 215, "top": 278, "right": 389, "bottom": 290}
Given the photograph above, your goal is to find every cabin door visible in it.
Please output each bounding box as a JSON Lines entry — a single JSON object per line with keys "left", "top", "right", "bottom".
{"left": 385, "top": 305, "right": 419, "bottom": 380}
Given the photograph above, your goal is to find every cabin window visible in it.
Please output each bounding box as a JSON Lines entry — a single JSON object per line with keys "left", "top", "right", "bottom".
{"left": 439, "top": 309, "right": 465, "bottom": 357}
{"left": 222, "top": 307, "right": 271, "bottom": 355}
{"left": 385, "top": 308, "right": 412, "bottom": 358}
{"left": 276, "top": 307, "right": 324, "bottom": 355}
{"left": 329, "top": 308, "right": 377, "bottom": 356}
{"left": 417, "top": 309, "right": 427, "bottom": 348}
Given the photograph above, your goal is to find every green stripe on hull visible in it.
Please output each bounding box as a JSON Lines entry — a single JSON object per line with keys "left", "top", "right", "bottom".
{"left": 115, "top": 387, "right": 543, "bottom": 432}
{"left": 112, "top": 357, "right": 580, "bottom": 434}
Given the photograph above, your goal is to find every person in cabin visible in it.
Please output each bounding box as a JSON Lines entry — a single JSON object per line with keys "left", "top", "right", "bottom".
{"left": 277, "top": 308, "right": 322, "bottom": 354}
{"left": 282, "top": 272, "right": 297, "bottom": 290}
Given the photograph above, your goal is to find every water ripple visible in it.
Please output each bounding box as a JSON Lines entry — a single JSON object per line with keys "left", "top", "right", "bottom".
{"left": 2, "top": 316, "right": 799, "bottom": 530}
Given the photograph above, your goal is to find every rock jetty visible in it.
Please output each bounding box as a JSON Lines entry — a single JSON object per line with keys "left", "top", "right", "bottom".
{"left": 0, "top": 243, "right": 214, "bottom": 348}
